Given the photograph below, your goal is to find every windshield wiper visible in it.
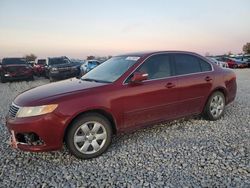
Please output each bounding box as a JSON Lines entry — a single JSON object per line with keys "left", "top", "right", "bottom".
{"left": 81, "top": 78, "right": 111, "bottom": 83}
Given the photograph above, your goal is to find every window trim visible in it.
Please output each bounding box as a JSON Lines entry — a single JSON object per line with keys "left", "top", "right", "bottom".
{"left": 122, "top": 52, "right": 214, "bottom": 85}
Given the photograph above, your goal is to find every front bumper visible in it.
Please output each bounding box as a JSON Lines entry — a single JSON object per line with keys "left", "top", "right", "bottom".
{"left": 5, "top": 113, "right": 67, "bottom": 152}
{"left": 237, "top": 64, "right": 248, "bottom": 68}
{"left": 3, "top": 73, "right": 33, "bottom": 81}
{"left": 50, "top": 70, "right": 79, "bottom": 80}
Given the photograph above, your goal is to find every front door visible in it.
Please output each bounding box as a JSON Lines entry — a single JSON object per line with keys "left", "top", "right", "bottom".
{"left": 120, "top": 54, "right": 181, "bottom": 129}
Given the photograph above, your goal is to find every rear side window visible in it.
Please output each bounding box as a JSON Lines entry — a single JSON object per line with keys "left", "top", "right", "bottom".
{"left": 174, "top": 54, "right": 212, "bottom": 75}
{"left": 200, "top": 59, "right": 212, "bottom": 71}
{"left": 174, "top": 54, "right": 201, "bottom": 75}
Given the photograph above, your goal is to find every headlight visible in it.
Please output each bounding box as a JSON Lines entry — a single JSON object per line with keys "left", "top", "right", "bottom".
{"left": 51, "top": 67, "right": 58, "bottom": 72}
{"left": 16, "top": 104, "right": 58, "bottom": 118}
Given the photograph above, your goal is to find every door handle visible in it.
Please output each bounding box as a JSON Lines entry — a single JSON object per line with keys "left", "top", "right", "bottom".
{"left": 165, "top": 82, "right": 175, "bottom": 88}
{"left": 205, "top": 76, "right": 212, "bottom": 82}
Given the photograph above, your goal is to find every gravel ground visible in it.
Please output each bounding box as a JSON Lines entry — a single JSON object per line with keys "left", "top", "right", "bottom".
{"left": 0, "top": 70, "right": 249, "bottom": 187}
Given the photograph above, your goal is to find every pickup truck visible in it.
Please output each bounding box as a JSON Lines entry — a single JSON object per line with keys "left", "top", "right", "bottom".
{"left": 45, "top": 56, "right": 81, "bottom": 82}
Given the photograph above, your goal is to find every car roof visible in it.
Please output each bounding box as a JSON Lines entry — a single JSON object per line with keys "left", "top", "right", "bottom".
{"left": 117, "top": 51, "right": 201, "bottom": 58}
{"left": 48, "top": 56, "right": 68, "bottom": 59}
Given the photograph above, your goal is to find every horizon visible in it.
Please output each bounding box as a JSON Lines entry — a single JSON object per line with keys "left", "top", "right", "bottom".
{"left": 0, "top": 0, "right": 250, "bottom": 59}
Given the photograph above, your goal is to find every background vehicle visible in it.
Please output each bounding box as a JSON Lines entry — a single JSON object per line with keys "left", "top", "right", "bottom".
{"left": 227, "top": 58, "right": 248, "bottom": 68}
{"left": 70, "top": 59, "right": 85, "bottom": 65}
{"left": 45, "top": 56, "right": 81, "bottom": 82}
{"left": 243, "top": 54, "right": 250, "bottom": 67}
{"left": 80, "top": 60, "right": 101, "bottom": 75}
{"left": 216, "top": 56, "right": 247, "bottom": 68}
{"left": 27, "top": 61, "right": 35, "bottom": 67}
{"left": 33, "top": 59, "right": 47, "bottom": 76}
{"left": 208, "top": 57, "right": 228, "bottom": 68}
{"left": 0, "top": 58, "right": 33, "bottom": 83}
{"left": 6, "top": 51, "right": 237, "bottom": 159}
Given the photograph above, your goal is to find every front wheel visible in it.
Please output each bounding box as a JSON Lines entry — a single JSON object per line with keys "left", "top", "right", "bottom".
{"left": 28, "top": 75, "right": 34, "bottom": 81}
{"left": 65, "top": 113, "right": 112, "bottom": 159}
{"left": 203, "top": 91, "right": 225, "bottom": 121}
{"left": 49, "top": 74, "right": 54, "bottom": 82}
{"left": 1, "top": 75, "right": 6, "bottom": 83}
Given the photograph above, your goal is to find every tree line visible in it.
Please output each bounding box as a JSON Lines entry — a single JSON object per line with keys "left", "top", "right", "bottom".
{"left": 24, "top": 43, "right": 250, "bottom": 62}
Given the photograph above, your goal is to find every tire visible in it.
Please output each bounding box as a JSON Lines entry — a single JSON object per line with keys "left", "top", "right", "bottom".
{"left": 1, "top": 75, "right": 6, "bottom": 83}
{"left": 45, "top": 71, "right": 49, "bottom": 78}
{"left": 29, "top": 75, "right": 34, "bottom": 81}
{"left": 65, "top": 113, "right": 113, "bottom": 159}
{"left": 49, "top": 74, "right": 54, "bottom": 82}
{"left": 203, "top": 91, "right": 225, "bottom": 121}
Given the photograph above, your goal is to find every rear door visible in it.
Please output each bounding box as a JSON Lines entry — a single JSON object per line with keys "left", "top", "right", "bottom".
{"left": 173, "top": 53, "right": 214, "bottom": 116}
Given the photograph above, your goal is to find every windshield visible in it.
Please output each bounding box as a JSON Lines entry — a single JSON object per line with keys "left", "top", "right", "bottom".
{"left": 2, "top": 58, "right": 27, "bottom": 65}
{"left": 88, "top": 61, "right": 98, "bottom": 66}
{"left": 49, "top": 58, "right": 70, "bottom": 65}
{"left": 81, "top": 56, "right": 140, "bottom": 83}
{"left": 37, "top": 59, "right": 46, "bottom": 65}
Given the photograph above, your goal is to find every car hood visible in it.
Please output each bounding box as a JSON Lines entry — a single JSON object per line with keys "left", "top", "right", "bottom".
{"left": 14, "top": 78, "right": 108, "bottom": 106}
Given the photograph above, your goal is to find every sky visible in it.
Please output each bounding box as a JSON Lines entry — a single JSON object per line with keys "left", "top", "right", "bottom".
{"left": 0, "top": 0, "right": 250, "bottom": 59}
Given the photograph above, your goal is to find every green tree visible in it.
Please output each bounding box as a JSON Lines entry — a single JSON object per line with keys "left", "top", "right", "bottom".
{"left": 24, "top": 54, "right": 37, "bottom": 62}
{"left": 243, "top": 43, "right": 250, "bottom": 54}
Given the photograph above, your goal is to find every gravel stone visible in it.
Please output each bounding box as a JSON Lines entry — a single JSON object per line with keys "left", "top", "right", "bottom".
{"left": 0, "top": 70, "right": 250, "bottom": 187}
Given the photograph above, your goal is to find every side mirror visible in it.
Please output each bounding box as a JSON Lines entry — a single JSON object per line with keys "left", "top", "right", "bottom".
{"left": 130, "top": 72, "right": 148, "bottom": 83}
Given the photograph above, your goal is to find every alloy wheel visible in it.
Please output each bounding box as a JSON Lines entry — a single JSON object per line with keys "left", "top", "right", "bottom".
{"left": 73, "top": 121, "right": 107, "bottom": 154}
{"left": 209, "top": 95, "right": 225, "bottom": 118}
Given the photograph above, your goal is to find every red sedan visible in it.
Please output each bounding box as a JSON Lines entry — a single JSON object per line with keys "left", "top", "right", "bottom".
{"left": 5, "top": 51, "right": 237, "bottom": 159}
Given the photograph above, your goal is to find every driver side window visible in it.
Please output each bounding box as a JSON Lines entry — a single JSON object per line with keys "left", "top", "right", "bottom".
{"left": 125, "top": 54, "right": 173, "bottom": 83}
{"left": 137, "top": 54, "right": 173, "bottom": 80}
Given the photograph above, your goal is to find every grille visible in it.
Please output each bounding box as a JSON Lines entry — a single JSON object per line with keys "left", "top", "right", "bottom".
{"left": 58, "top": 67, "right": 72, "bottom": 71}
{"left": 9, "top": 103, "right": 20, "bottom": 118}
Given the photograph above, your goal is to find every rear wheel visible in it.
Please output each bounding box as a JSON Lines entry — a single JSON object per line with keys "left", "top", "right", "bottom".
{"left": 203, "top": 91, "right": 225, "bottom": 121}
{"left": 65, "top": 113, "right": 112, "bottom": 159}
